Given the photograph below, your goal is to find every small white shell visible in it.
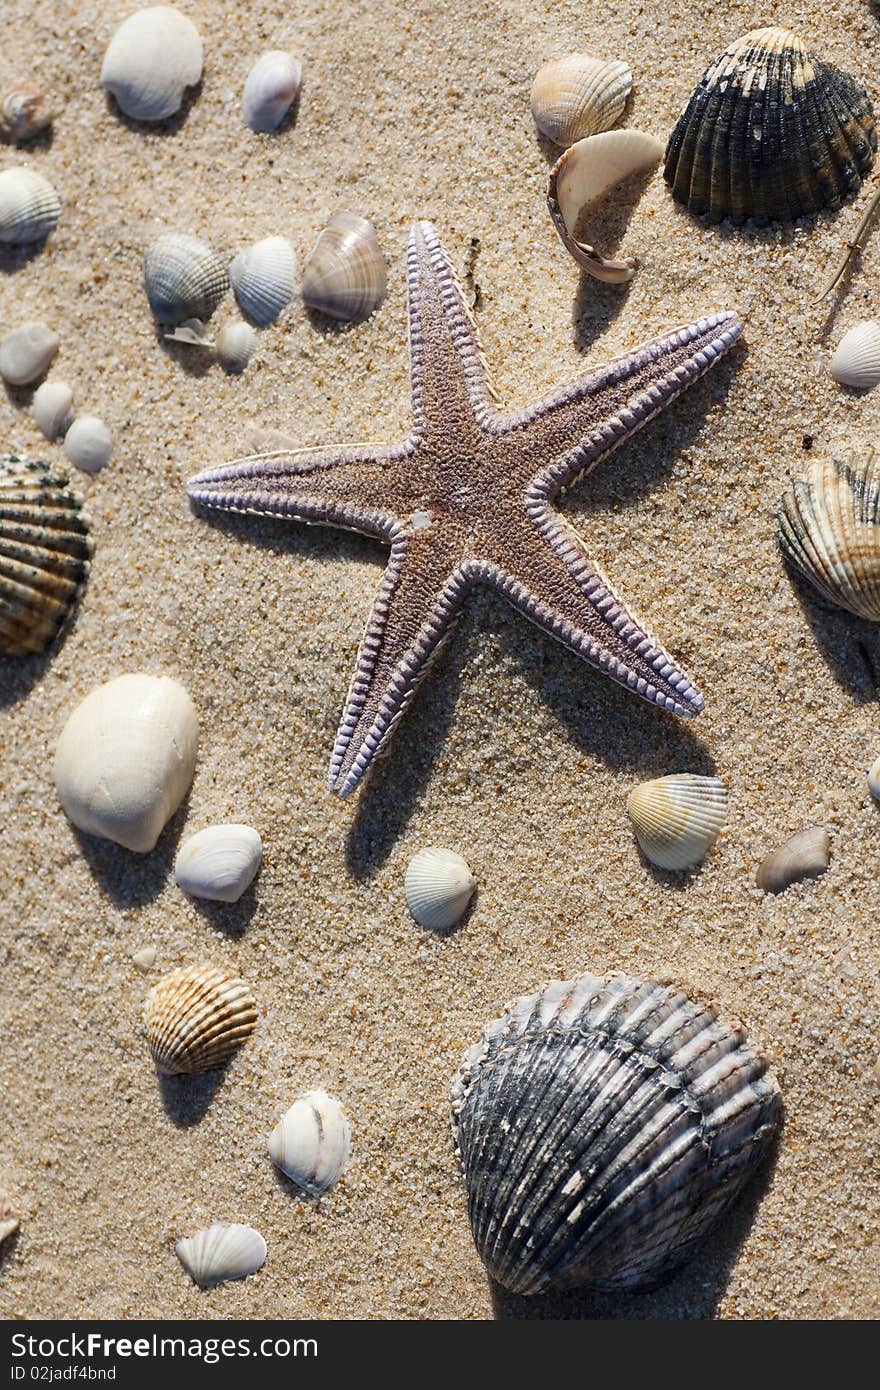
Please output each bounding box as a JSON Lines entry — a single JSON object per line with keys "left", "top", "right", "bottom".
{"left": 54, "top": 673, "right": 199, "bottom": 852}
{"left": 0, "top": 322, "right": 59, "bottom": 387}
{"left": 268, "top": 1090, "right": 352, "bottom": 1193}
{"left": 101, "top": 6, "right": 203, "bottom": 122}
{"left": 301, "top": 212, "right": 387, "bottom": 322}
{"left": 229, "top": 236, "right": 295, "bottom": 325}
{"left": 0, "top": 167, "right": 60, "bottom": 244}
{"left": 0, "top": 1190, "right": 19, "bottom": 1246}
{"left": 175, "top": 1223, "right": 266, "bottom": 1287}
{"left": 869, "top": 755, "right": 880, "bottom": 801}
{"left": 242, "top": 51, "right": 302, "bottom": 132}
{"left": 33, "top": 380, "right": 74, "bottom": 438}
{"left": 175, "top": 824, "right": 262, "bottom": 902}
{"left": 531, "top": 54, "right": 632, "bottom": 146}
{"left": 132, "top": 944, "right": 158, "bottom": 972}
{"left": 64, "top": 416, "right": 113, "bottom": 474}
{"left": 404, "top": 846, "right": 476, "bottom": 931}
{"left": 216, "top": 320, "right": 257, "bottom": 372}
{"left": 755, "top": 826, "right": 830, "bottom": 894}
{"left": 1, "top": 82, "right": 53, "bottom": 143}
{"left": 164, "top": 317, "right": 214, "bottom": 347}
{"left": 626, "top": 774, "right": 728, "bottom": 871}
{"left": 830, "top": 321, "right": 880, "bottom": 390}
{"left": 143, "top": 233, "right": 229, "bottom": 326}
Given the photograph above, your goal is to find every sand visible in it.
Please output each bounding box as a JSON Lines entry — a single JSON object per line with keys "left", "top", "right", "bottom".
{"left": 1, "top": 0, "right": 879, "bottom": 1321}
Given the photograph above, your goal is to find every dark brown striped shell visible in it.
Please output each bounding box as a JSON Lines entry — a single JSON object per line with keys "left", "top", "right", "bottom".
{"left": 664, "top": 27, "right": 876, "bottom": 225}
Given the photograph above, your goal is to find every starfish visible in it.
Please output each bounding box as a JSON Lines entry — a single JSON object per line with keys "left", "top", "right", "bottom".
{"left": 188, "top": 221, "right": 742, "bottom": 797}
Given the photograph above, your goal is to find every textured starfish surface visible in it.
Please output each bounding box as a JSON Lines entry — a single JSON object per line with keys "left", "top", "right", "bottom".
{"left": 188, "top": 221, "right": 742, "bottom": 796}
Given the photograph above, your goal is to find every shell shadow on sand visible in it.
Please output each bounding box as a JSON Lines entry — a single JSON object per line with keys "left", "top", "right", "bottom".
{"left": 158, "top": 1067, "right": 227, "bottom": 1129}
{"left": 71, "top": 787, "right": 192, "bottom": 909}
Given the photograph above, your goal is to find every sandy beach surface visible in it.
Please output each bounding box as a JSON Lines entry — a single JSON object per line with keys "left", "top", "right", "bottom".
{"left": 1, "top": 0, "right": 879, "bottom": 1320}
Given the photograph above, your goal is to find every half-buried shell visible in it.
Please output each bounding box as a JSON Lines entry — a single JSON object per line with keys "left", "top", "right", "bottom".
{"left": 547, "top": 129, "right": 663, "bottom": 282}
{"left": 531, "top": 54, "right": 632, "bottom": 147}
{"left": 755, "top": 826, "right": 830, "bottom": 893}
{"left": 776, "top": 451, "right": 880, "bottom": 620}
{"left": 626, "top": 773, "right": 728, "bottom": 870}
{"left": 451, "top": 971, "right": 781, "bottom": 1295}
{"left": 144, "top": 963, "right": 257, "bottom": 1074}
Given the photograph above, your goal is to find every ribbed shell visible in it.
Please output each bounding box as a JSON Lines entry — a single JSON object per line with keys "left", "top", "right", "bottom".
{"left": 0, "top": 455, "right": 91, "bottom": 655}
{"left": 626, "top": 773, "right": 728, "bottom": 870}
{"left": 531, "top": 55, "right": 632, "bottom": 146}
{"left": 830, "top": 321, "right": 880, "bottom": 390}
{"left": 301, "top": 213, "right": 386, "bottom": 321}
{"left": 404, "top": 846, "right": 476, "bottom": 931}
{"left": 777, "top": 452, "right": 880, "bottom": 620}
{"left": 143, "top": 233, "right": 229, "bottom": 325}
{"left": 230, "top": 236, "right": 296, "bottom": 325}
{"left": 664, "top": 26, "right": 876, "bottom": 225}
{"left": 175, "top": 1223, "right": 266, "bottom": 1287}
{"left": 0, "top": 167, "right": 60, "bottom": 244}
{"left": 144, "top": 963, "right": 257, "bottom": 1074}
{"left": 451, "top": 972, "right": 781, "bottom": 1295}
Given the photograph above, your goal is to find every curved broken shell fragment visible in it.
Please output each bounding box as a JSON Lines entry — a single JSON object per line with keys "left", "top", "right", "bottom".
{"left": 164, "top": 317, "right": 214, "bottom": 348}
{"left": 755, "top": 826, "right": 830, "bottom": 894}
{"left": 0, "top": 1190, "right": 19, "bottom": 1245}
{"left": 547, "top": 129, "right": 664, "bottom": 282}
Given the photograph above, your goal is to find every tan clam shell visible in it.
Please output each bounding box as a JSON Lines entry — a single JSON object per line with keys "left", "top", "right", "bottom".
{"left": 755, "top": 826, "right": 830, "bottom": 894}
{"left": 830, "top": 321, "right": 880, "bottom": 390}
{"left": 144, "top": 963, "right": 257, "bottom": 1075}
{"left": 626, "top": 773, "right": 728, "bottom": 870}
{"left": 0, "top": 82, "right": 53, "bottom": 142}
{"left": 547, "top": 129, "right": 663, "bottom": 282}
{"left": 777, "top": 452, "right": 880, "bottom": 621}
{"left": 531, "top": 54, "right": 632, "bottom": 147}
{"left": 301, "top": 212, "right": 386, "bottom": 321}
{"left": 0, "top": 166, "right": 60, "bottom": 244}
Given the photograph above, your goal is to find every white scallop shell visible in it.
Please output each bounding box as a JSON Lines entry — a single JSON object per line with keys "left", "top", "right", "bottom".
{"left": 830, "top": 321, "right": 880, "bottom": 390}
{"left": 0, "top": 322, "right": 59, "bottom": 386}
{"left": 54, "top": 673, "right": 199, "bottom": 852}
{"left": 301, "top": 212, "right": 386, "bottom": 321}
{"left": 174, "top": 824, "right": 262, "bottom": 902}
{"left": 404, "top": 846, "right": 476, "bottom": 930}
{"left": 229, "top": 236, "right": 295, "bottom": 325}
{"left": 33, "top": 380, "right": 74, "bottom": 439}
{"left": 626, "top": 773, "right": 728, "bottom": 870}
{"left": 0, "top": 167, "right": 60, "bottom": 243}
{"left": 216, "top": 320, "right": 257, "bottom": 372}
{"left": 175, "top": 1222, "right": 266, "bottom": 1287}
{"left": 531, "top": 54, "right": 632, "bottom": 146}
{"left": 547, "top": 129, "right": 663, "bottom": 282}
{"left": 242, "top": 51, "right": 301, "bottom": 132}
{"left": 143, "top": 233, "right": 229, "bottom": 325}
{"left": 755, "top": 826, "right": 830, "bottom": 893}
{"left": 101, "top": 6, "right": 203, "bottom": 122}
{"left": 267, "top": 1090, "right": 352, "bottom": 1193}
{"left": 63, "top": 417, "right": 113, "bottom": 474}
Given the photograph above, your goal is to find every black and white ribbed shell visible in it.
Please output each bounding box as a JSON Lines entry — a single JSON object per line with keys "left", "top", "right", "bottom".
{"left": 451, "top": 972, "right": 780, "bottom": 1295}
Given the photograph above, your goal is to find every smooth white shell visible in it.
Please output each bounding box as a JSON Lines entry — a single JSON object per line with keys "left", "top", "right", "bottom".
{"left": 626, "top": 774, "right": 728, "bottom": 871}
{"left": 54, "top": 673, "right": 199, "bottom": 853}
{"left": 216, "top": 320, "right": 257, "bottom": 372}
{"left": 301, "top": 212, "right": 387, "bottom": 321}
{"left": 33, "top": 380, "right": 74, "bottom": 438}
{"left": 175, "top": 1223, "right": 266, "bottom": 1287}
{"left": 229, "top": 236, "right": 295, "bottom": 325}
{"left": 404, "top": 846, "right": 476, "bottom": 931}
{"left": 268, "top": 1090, "right": 352, "bottom": 1193}
{"left": 830, "top": 321, "right": 880, "bottom": 390}
{"left": 174, "top": 824, "right": 262, "bottom": 902}
{"left": 0, "top": 167, "right": 60, "bottom": 243}
{"left": 132, "top": 944, "right": 157, "bottom": 972}
{"left": 101, "top": 6, "right": 203, "bottom": 122}
{"left": 0, "top": 322, "right": 59, "bottom": 386}
{"left": 242, "top": 51, "right": 301, "bottom": 132}
{"left": 531, "top": 54, "right": 632, "bottom": 146}
{"left": 143, "top": 233, "right": 229, "bottom": 325}
{"left": 64, "top": 416, "right": 113, "bottom": 474}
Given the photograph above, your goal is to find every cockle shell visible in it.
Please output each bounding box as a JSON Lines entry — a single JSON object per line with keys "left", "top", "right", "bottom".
{"left": 0, "top": 322, "right": 59, "bottom": 387}
{"left": 0, "top": 82, "right": 53, "bottom": 143}
{"left": 547, "top": 129, "right": 664, "bottom": 282}
{"left": 143, "top": 233, "right": 229, "bottom": 326}
{"left": 0, "top": 167, "right": 60, "bottom": 243}
{"left": 267, "top": 1090, "right": 352, "bottom": 1193}
{"left": 242, "top": 51, "right": 301, "bottom": 132}
{"left": 0, "top": 1191, "right": 18, "bottom": 1245}
{"left": 626, "top": 773, "right": 728, "bottom": 870}
{"left": 664, "top": 27, "right": 876, "bottom": 225}
{"left": 451, "top": 971, "right": 781, "bottom": 1295}
{"left": 229, "top": 236, "right": 295, "bottom": 325}
{"left": 54, "top": 673, "right": 198, "bottom": 852}
{"left": 101, "top": 6, "right": 203, "bottom": 123}
{"left": 63, "top": 417, "right": 113, "bottom": 474}
{"left": 175, "top": 1223, "right": 266, "bottom": 1287}
{"left": 0, "top": 454, "right": 91, "bottom": 656}
{"left": 301, "top": 213, "right": 387, "bottom": 322}
{"left": 174, "top": 824, "right": 262, "bottom": 903}
{"left": 216, "top": 320, "right": 257, "bottom": 373}
{"left": 830, "top": 321, "right": 880, "bottom": 390}
{"left": 404, "top": 847, "right": 476, "bottom": 931}
{"left": 777, "top": 451, "right": 880, "bottom": 620}
{"left": 33, "top": 380, "right": 74, "bottom": 439}
{"left": 145, "top": 963, "right": 257, "bottom": 1074}
{"left": 531, "top": 54, "right": 632, "bottom": 147}
{"left": 755, "top": 826, "right": 830, "bottom": 894}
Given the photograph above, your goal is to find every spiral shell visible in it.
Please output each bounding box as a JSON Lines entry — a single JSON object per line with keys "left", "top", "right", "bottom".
{"left": 144, "top": 963, "right": 257, "bottom": 1075}
{"left": 143, "top": 233, "right": 229, "bottom": 326}
{"left": 830, "top": 321, "right": 880, "bottom": 390}
{"left": 531, "top": 54, "right": 632, "bottom": 147}
{"left": 268, "top": 1090, "right": 352, "bottom": 1193}
{"left": 301, "top": 213, "right": 387, "bottom": 322}
{"left": 175, "top": 1223, "right": 266, "bottom": 1287}
{"left": 230, "top": 236, "right": 295, "bottom": 325}
{"left": 0, "top": 82, "right": 53, "bottom": 143}
{"left": 547, "top": 129, "right": 663, "bottom": 282}
{"left": 0, "top": 167, "right": 60, "bottom": 244}
{"left": 242, "top": 51, "right": 301, "bottom": 132}
{"left": 626, "top": 773, "right": 728, "bottom": 870}
{"left": 174, "top": 824, "right": 262, "bottom": 902}
{"left": 101, "top": 5, "right": 203, "bottom": 123}
{"left": 404, "top": 847, "right": 476, "bottom": 931}
{"left": 776, "top": 451, "right": 880, "bottom": 620}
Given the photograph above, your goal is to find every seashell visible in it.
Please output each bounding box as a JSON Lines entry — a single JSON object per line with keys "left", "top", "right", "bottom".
{"left": 242, "top": 51, "right": 302, "bottom": 132}
{"left": 0, "top": 321, "right": 59, "bottom": 387}
{"left": 547, "top": 129, "right": 663, "bottom": 282}
{"left": 0, "top": 82, "right": 53, "bottom": 143}
{"left": 301, "top": 213, "right": 387, "bottom": 322}
{"left": 404, "top": 846, "right": 476, "bottom": 931}
{"left": 0, "top": 1191, "right": 19, "bottom": 1245}
{"left": 451, "top": 971, "right": 781, "bottom": 1295}
{"left": 54, "top": 673, "right": 198, "bottom": 852}
{"left": 143, "top": 233, "right": 229, "bottom": 326}
{"left": 145, "top": 963, "right": 257, "bottom": 1074}
{"left": 229, "top": 236, "right": 295, "bottom": 325}
{"left": 755, "top": 826, "right": 830, "bottom": 894}
{"left": 132, "top": 944, "right": 157, "bottom": 972}
{"left": 664, "top": 27, "right": 876, "bottom": 226}
{"left": 0, "top": 167, "right": 60, "bottom": 244}
{"left": 175, "top": 1222, "right": 266, "bottom": 1287}
{"left": 830, "top": 321, "right": 880, "bottom": 390}
{"left": 63, "top": 416, "right": 112, "bottom": 474}
{"left": 626, "top": 773, "right": 728, "bottom": 870}
{"left": 33, "top": 380, "right": 74, "bottom": 439}
{"left": 163, "top": 317, "right": 214, "bottom": 348}
{"left": 101, "top": 5, "right": 203, "bottom": 123}
{"left": 267, "top": 1090, "right": 352, "bottom": 1193}
{"left": 174, "top": 824, "right": 262, "bottom": 902}
{"left": 0, "top": 454, "right": 91, "bottom": 656}
{"left": 216, "top": 320, "right": 257, "bottom": 373}
{"left": 868, "top": 755, "right": 880, "bottom": 801}
{"left": 776, "top": 451, "right": 880, "bottom": 620}
{"left": 531, "top": 54, "right": 632, "bottom": 147}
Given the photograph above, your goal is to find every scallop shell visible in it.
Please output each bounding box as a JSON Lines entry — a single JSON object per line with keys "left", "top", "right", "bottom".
{"left": 216, "top": 320, "right": 257, "bottom": 373}
{"left": 0, "top": 82, "right": 53, "bottom": 142}
{"left": 0, "top": 454, "right": 91, "bottom": 656}
{"left": 63, "top": 417, "right": 113, "bottom": 475}
{"left": 54, "top": 673, "right": 198, "bottom": 852}
{"left": 776, "top": 452, "right": 880, "bottom": 620}
{"left": 451, "top": 971, "right": 781, "bottom": 1295}
{"left": 0, "top": 1190, "right": 19, "bottom": 1245}
{"left": 626, "top": 773, "right": 728, "bottom": 870}
{"left": 101, "top": 5, "right": 203, "bottom": 123}
{"left": 0, "top": 321, "right": 59, "bottom": 387}
{"left": 229, "top": 236, "right": 295, "bottom": 325}
{"left": 664, "top": 27, "right": 876, "bottom": 225}
{"left": 755, "top": 826, "right": 830, "bottom": 894}
{"left": 144, "top": 963, "right": 257, "bottom": 1075}
{"left": 531, "top": 54, "right": 632, "bottom": 147}
{"left": 242, "top": 51, "right": 301, "bottom": 132}
{"left": 174, "top": 824, "right": 262, "bottom": 903}
{"left": 143, "top": 233, "right": 229, "bottom": 326}
{"left": 267, "top": 1090, "right": 352, "bottom": 1193}
{"left": 830, "top": 321, "right": 880, "bottom": 390}
{"left": 301, "top": 213, "right": 387, "bottom": 322}
{"left": 404, "top": 847, "right": 476, "bottom": 931}
{"left": 547, "top": 129, "right": 664, "bottom": 282}
{"left": 33, "top": 380, "right": 74, "bottom": 439}
{"left": 0, "top": 167, "right": 60, "bottom": 244}
{"left": 175, "top": 1222, "right": 266, "bottom": 1287}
